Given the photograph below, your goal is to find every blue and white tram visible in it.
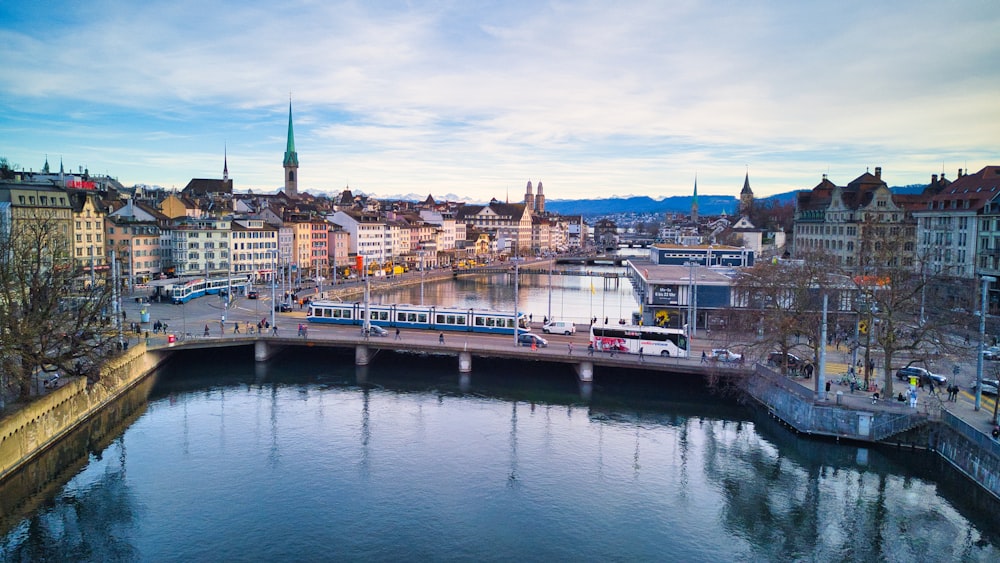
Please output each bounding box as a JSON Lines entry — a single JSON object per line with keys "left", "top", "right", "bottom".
{"left": 306, "top": 301, "right": 530, "bottom": 335}
{"left": 166, "top": 275, "right": 251, "bottom": 304}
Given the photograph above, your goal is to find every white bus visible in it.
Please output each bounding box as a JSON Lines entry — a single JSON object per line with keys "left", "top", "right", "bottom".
{"left": 589, "top": 324, "right": 690, "bottom": 358}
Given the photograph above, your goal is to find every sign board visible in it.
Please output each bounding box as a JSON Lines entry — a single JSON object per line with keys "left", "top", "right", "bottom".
{"left": 651, "top": 285, "right": 679, "bottom": 305}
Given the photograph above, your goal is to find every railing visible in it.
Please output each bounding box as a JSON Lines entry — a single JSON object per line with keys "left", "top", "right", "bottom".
{"left": 870, "top": 411, "right": 928, "bottom": 441}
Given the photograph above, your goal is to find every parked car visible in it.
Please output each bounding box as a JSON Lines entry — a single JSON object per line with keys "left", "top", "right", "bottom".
{"left": 712, "top": 348, "right": 743, "bottom": 363}
{"left": 363, "top": 325, "right": 388, "bottom": 337}
{"left": 983, "top": 346, "right": 1000, "bottom": 360}
{"left": 542, "top": 321, "right": 576, "bottom": 335}
{"left": 895, "top": 365, "right": 947, "bottom": 386}
{"left": 767, "top": 352, "right": 803, "bottom": 370}
{"left": 517, "top": 333, "right": 549, "bottom": 348}
{"left": 274, "top": 303, "right": 292, "bottom": 312}
{"left": 973, "top": 379, "right": 999, "bottom": 396}
{"left": 247, "top": 290, "right": 259, "bottom": 299}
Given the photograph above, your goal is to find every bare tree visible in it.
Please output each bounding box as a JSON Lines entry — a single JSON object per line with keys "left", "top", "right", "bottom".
{"left": 0, "top": 209, "right": 118, "bottom": 403}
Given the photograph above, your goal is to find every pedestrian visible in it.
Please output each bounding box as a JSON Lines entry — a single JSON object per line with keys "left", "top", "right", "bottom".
{"left": 909, "top": 388, "right": 918, "bottom": 408}
{"left": 588, "top": 342, "right": 594, "bottom": 356}
{"left": 234, "top": 322, "right": 240, "bottom": 334}
{"left": 638, "top": 347, "right": 644, "bottom": 362}
{"left": 395, "top": 327, "right": 401, "bottom": 340}
{"left": 204, "top": 324, "right": 210, "bottom": 337}
{"left": 531, "top": 340, "right": 537, "bottom": 352}
{"left": 568, "top": 342, "right": 574, "bottom": 355}
{"left": 701, "top": 350, "right": 708, "bottom": 364}
{"left": 272, "top": 324, "right": 278, "bottom": 336}
{"left": 439, "top": 332, "right": 445, "bottom": 344}
{"left": 605, "top": 317, "right": 608, "bottom": 325}
{"left": 529, "top": 313, "right": 533, "bottom": 324}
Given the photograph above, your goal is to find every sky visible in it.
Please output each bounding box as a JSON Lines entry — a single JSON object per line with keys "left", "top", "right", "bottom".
{"left": 1, "top": 1, "right": 998, "bottom": 202}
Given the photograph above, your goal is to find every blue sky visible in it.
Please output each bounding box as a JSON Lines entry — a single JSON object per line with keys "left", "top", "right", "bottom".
{"left": 2, "top": 1, "right": 997, "bottom": 201}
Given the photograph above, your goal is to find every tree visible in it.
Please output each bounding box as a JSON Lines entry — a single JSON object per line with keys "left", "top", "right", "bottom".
{"left": 0, "top": 209, "right": 118, "bottom": 404}
{"left": 730, "top": 251, "right": 841, "bottom": 378}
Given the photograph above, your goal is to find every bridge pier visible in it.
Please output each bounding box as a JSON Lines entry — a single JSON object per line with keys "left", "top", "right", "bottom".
{"left": 355, "top": 345, "right": 370, "bottom": 366}
{"left": 575, "top": 361, "right": 594, "bottom": 382}
{"left": 458, "top": 351, "right": 472, "bottom": 373}
{"left": 254, "top": 340, "right": 282, "bottom": 362}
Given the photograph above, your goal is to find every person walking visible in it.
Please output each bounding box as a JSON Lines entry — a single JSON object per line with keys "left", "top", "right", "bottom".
{"left": 638, "top": 347, "right": 644, "bottom": 362}
{"left": 395, "top": 327, "right": 401, "bottom": 340}
{"left": 272, "top": 324, "right": 278, "bottom": 336}
{"left": 233, "top": 322, "right": 240, "bottom": 334}
{"left": 439, "top": 332, "right": 445, "bottom": 344}
{"left": 588, "top": 342, "right": 594, "bottom": 356}
{"left": 568, "top": 342, "right": 574, "bottom": 355}
{"left": 701, "top": 350, "right": 708, "bottom": 364}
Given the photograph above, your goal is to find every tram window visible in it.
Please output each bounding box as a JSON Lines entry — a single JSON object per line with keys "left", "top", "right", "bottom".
{"left": 407, "top": 313, "right": 417, "bottom": 322}
{"left": 370, "top": 311, "right": 378, "bottom": 320}
{"left": 475, "top": 317, "right": 485, "bottom": 326}
{"left": 486, "top": 318, "right": 495, "bottom": 327}
{"left": 379, "top": 312, "right": 388, "bottom": 321}
{"left": 457, "top": 317, "right": 466, "bottom": 325}
{"left": 418, "top": 314, "right": 427, "bottom": 323}
{"left": 447, "top": 315, "right": 456, "bottom": 324}
{"left": 323, "top": 309, "right": 331, "bottom": 318}
{"left": 436, "top": 314, "right": 445, "bottom": 324}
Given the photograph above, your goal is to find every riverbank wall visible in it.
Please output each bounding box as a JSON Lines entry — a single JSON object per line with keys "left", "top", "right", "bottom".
{"left": 746, "top": 365, "right": 1000, "bottom": 501}
{"left": 0, "top": 343, "right": 170, "bottom": 483}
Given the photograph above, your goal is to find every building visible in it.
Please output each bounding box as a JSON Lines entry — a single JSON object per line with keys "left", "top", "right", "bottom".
{"left": 456, "top": 200, "right": 532, "bottom": 255}
{"left": 230, "top": 218, "right": 279, "bottom": 281}
{"left": 68, "top": 190, "right": 107, "bottom": 275}
{"left": 792, "top": 167, "right": 920, "bottom": 270}
{"left": 106, "top": 199, "right": 164, "bottom": 287}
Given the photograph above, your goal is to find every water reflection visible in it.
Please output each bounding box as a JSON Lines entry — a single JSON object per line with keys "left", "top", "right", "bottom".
{"left": 1, "top": 348, "right": 998, "bottom": 561}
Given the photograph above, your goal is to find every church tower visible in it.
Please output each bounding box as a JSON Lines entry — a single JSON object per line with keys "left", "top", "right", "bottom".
{"left": 690, "top": 176, "right": 699, "bottom": 223}
{"left": 535, "top": 181, "right": 545, "bottom": 214}
{"left": 223, "top": 144, "right": 229, "bottom": 181}
{"left": 524, "top": 180, "right": 535, "bottom": 211}
{"left": 283, "top": 100, "right": 299, "bottom": 198}
{"left": 739, "top": 170, "right": 754, "bottom": 216}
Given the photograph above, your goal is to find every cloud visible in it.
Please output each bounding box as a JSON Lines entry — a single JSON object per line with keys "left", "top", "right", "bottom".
{"left": 1, "top": 0, "right": 998, "bottom": 199}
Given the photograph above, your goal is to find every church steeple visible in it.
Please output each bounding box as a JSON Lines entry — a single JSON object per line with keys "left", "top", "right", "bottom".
{"left": 690, "top": 176, "right": 699, "bottom": 223}
{"left": 739, "top": 169, "right": 754, "bottom": 216}
{"left": 283, "top": 99, "right": 299, "bottom": 198}
{"left": 223, "top": 144, "right": 229, "bottom": 181}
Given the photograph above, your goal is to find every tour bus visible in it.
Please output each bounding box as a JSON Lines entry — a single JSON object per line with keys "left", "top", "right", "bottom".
{"left": 306, "top": 301, "right": 530, "bottom": 335}
{"left": 589, "top": 323, "right": 689, "bottom": 357}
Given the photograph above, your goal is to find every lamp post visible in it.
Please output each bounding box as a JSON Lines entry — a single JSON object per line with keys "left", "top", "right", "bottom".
{"left": 513, "top": 261, "right": 520, "bottom": 347}
{"left": 976, "top": 275, "right": 996, "bottom": 411}
{"left": 684, "top": 261, "right": 696, "bottom": 341}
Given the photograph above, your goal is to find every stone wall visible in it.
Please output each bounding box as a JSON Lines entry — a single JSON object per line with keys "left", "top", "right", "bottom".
{"left": 0, "top": 344, "right": 169, "bottom": 482}
{"left": 935, "top": 412, "right": 1000, "bottom": 501}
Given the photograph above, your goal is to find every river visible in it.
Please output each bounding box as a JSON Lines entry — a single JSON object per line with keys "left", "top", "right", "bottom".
{"left": 1, "top": 346, "right": 998, "bottom": 561}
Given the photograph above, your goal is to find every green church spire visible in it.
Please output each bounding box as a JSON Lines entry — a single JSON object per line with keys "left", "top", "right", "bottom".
{"left": 283, "top": 100, "right": 298, "bottom": 167}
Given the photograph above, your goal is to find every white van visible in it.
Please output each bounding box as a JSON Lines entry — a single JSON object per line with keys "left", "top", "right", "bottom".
{"left": 542, "top": 320, "right": 576, "bottom": 335}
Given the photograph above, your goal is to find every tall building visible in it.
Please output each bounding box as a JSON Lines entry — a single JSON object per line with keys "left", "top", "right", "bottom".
{"left": 524, "top": 181, "right": 534, "bottom": 211}
{"left": 283, "top": 101, "right": 299, "bottom": 199}
{"left": 535, "top": 181, "right": 545, "bottom": 214}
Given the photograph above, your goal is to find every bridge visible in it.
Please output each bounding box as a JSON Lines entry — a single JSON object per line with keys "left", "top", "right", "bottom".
{"left": 555, "top": 256, "right": 630, "bottom": 267}
{"left": 617, "top": 236, "right": 657, "bottom": 248}
{"left": 149, "top": 330, "right": 738, "bottom": 386}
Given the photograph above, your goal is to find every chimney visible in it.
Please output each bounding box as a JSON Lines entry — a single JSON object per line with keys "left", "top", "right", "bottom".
{"left": 958, "top": 168, "right": 964, "bottom": 178}
{"left": 822, "top": 173, "right": 828, "bottom": 181}
{"left": 931, "top": 174, "right": 938, "bottom": 184}
{"left": 874, "top": 167, "right": 882, "bottom": 180}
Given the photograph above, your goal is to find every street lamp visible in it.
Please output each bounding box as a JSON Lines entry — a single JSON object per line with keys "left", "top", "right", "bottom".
{"left": 976, "top": 275, "right": 996, "bottom": 411}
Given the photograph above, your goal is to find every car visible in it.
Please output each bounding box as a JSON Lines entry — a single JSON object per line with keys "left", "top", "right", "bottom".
{"left": 973, "top": 379, "right": 999, "bottom": 396}
{"left": 712, "top": 349, "right": 743, "bottom": 363}
{"left": 983, "top": 346, "right": 1000, "bottom": 360}
{"left": 274, "top": 303, "right": 292, "bottom": 312}
{"left": 363, "top": 325, "right": 388, "bottom": 337}
{"left": 767, "top": 352, "right": 803, "bottom": 369}
{"left": 542, "top": 321, "right": 576, "bottom": 335}
{"left": 517, "top": 333, "right": 548, "bottom": 348}
{"left": 247, "top": 291, "right": 259, "bottom": 299}
{"left": 895, "top": 365, "right": 947, "bottom": 386}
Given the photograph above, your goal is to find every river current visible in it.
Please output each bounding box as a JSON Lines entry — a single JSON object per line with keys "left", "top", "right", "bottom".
{"left": 2, "top": 347, "right": 998, "bottom": 561}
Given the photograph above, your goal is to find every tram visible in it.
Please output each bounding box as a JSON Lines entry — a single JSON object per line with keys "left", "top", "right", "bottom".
{"left": 165, "top": 275, "right": 251, "bottom": 304}
{"left": 306, "top": 301, "right": 530, "bottom": 335}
